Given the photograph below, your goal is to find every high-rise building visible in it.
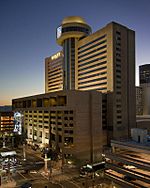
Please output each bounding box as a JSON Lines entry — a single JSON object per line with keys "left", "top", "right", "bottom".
{"left": 45, "top": 51, "right": 63, "bottom": 93}
{"left": 136, "top": 65, "right": 150, "bottom": 134}
{"left": 139, "top": 64, "right": 150, "bottom": 86}
{"left": 136, "top": 86, "right": 143, "bottom": 115}
{"left": 13, "top": 16, "right": 136, "bottom": 162}
{"left": 50, "top": 16, "right": 136, "bottom": 139}
{"left": 136, "top": 85, "right": 150, "bottom": 115}
{"left": 136, "top": 64, "right": 150, "bottom": 116}
{"left": 56, "top": 16, "right": 92, "bottom": 90}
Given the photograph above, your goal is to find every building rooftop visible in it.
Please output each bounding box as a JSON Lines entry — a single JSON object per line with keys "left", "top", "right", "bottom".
{"left": 62, "top": 16, "right": 87, "bottom": 25}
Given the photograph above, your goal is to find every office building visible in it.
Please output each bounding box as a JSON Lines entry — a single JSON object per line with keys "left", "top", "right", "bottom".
{"left": 136, "top": 86, "right": 143, "bottom": 115}
{"left": 12, "top": 90, "right": 104, "bottom": 162}
{"left": 135, "top": 64, "right": 150, "bottom": 133}
{"left": 139, "top": 64, "right": 150, "bottom": 86}
{"left": 0, "top": 107, "right": 14, "bottom": 137}
{"left": 140, "top": 86, "right": 150, "bottom": 115}
{"left": 136, "top": 85, "right": 150, "bottom": 134}
{"left": 136, "top": 64, "right": 150, "bottom": 115}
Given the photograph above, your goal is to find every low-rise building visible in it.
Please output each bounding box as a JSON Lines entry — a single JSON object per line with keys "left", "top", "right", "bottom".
{"left": 12, "top": 90, "right": 106, "bottom": 162}
{"left": 136, "top": 115, "right": 150, "bottom": 134}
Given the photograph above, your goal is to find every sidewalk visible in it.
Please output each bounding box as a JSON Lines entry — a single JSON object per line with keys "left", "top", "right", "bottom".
{"left": 0, "top": 179, "right": 16, "bottom": 188}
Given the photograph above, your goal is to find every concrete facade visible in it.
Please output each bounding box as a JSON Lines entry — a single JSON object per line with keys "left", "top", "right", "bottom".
{"left": 131, "top": 128, "right": 148, "bottom": 143}
{"left": 136, "top": 115, "right": 150, "bottom": 134}
{"left": 136, "top": 86, "right": 143, "bottom": 115}
{"left": 139, "top": 64, "right": 150, "bottom": 86}
{"left": 13, "top": 16, "right": 136, "bottom": 161}
{"left": 12, "top": 90, "right": 105, "bottom": 162}
{"left": 136, "top": 64, "right": 150, "bottom": 116}
{"left": 77, "top": 22, "right": 136, "bottom": 140}
{"left": 46, "top": 18, "right": 136, "bottom": 141}
{"left": 136, "top": 83, "right": 150, "bottom": 116}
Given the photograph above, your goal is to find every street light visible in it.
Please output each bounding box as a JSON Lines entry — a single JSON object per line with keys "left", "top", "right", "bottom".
{"left": 3, "top": 135, "right": 6, "bottom": 148}
{"left": 44, "top": 153, "right": 48, "bottom": 172}
{"left": 23, "top": 143, "right": 26, "bottom": 161}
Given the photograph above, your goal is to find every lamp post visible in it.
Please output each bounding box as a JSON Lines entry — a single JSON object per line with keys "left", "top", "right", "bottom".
{"left": 49, "top": 160, "right": 52, "bottom": 181}
{"left": 44, "top": 153, "right": 48, "bottom": 172}
{"left": 7, "top": 156, "right": 11, "bottom": 181}
{"left": 3, "top": 135, "right": 6, "bottom": 148}
{"left": 23, "top": 143, "right": 26, "bottom": 161}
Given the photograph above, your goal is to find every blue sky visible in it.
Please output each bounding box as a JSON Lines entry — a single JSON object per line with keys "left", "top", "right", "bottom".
{"left": 0, "top": 0, "right": 150, "bottom": 105}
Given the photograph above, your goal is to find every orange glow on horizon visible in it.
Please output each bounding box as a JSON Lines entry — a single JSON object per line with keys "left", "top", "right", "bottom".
{"left": 0, "top": 100, "right": 11, "bottom": 106}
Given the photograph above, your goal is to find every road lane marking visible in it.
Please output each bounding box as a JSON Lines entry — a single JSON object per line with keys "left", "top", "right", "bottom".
{"left": 18, "top": 172, "right": 27, "bottom": 179}
{"left": 62, "top": 179, "right": 81, "bottom": 188}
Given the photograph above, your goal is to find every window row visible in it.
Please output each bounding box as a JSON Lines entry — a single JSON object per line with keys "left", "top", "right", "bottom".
{"left": 78, "top": 61, "right": 107, "bottom": 72}
{"left": 78, "top": 35, "right": 106, "bottom": 50}
{"left": 78, "top": 51, "right": 107, "bottom": 63}
{"left": 78, "top": 76, "right": 107, "bottom": 85}
{"left": 78, "top": 40, "right": 106, "bottom": 54}
{"left": 78, "top": 82, "right": 107, "bottom": 89}
{"left": 78, "top": 56, "right": 106, "bottom": 68}
{"left": 78, "top": 66, "right": 107, "bottom": 76}
{"left": 78, "top": 71, "right": 107, "bottom": 81}
{"left": 78, "top": 45, "right": 107, "bottom": 59}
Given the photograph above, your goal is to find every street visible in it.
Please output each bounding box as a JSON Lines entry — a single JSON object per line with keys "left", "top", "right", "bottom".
{"left": 0, "top": 145, "right": 111, "bottom": 188}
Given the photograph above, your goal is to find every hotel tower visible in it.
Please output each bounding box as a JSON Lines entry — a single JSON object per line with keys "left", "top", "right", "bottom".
{"left": 46, "top": 16, "right": 136, "bottom": 139}
{"left": 13, "top": 16, "right": 136, "bottom": 162}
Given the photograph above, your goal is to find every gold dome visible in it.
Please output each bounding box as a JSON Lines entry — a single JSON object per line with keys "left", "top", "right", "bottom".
{"left": 62, "top": 16, "right": 87, "bottom": 25}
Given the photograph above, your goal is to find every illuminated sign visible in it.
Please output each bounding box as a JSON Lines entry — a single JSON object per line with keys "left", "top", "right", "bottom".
{"left": 13, "top": 112, "right": 22, "bottom": 135}
{"left": 56, "top": 26, "right": 62, "bottom": 39}
{"left": 51, "top": 52, "right": 61, "bottom": 60}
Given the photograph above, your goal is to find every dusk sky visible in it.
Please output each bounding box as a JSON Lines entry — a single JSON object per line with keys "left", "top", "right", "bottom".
{"left": 0, "top": 0, "right": 150, "bottom": 105}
